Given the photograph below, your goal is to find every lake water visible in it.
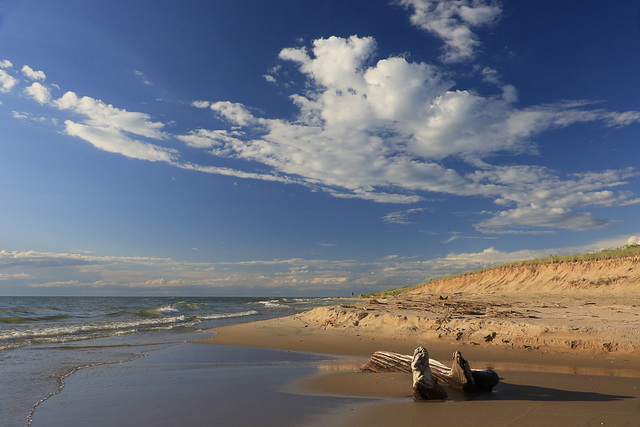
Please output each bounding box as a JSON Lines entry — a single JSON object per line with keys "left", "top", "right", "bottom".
{"left": 0, "top": 296, "right": 340, "bottom": 426}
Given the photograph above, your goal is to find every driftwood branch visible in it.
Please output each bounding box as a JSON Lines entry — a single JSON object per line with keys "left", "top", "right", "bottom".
{"left": 362, "top": 349, "right": 499, "bottom": 394}
{"left": 412, "top": 346, "right": 448, "bottom": 400}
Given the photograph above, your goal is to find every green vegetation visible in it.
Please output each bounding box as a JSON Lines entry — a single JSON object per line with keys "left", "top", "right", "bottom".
{"left": 361, "top": 244, "right": 640, "bottom": 298}
{"left": 360, "top": 283, "right": 426, "bottom": 298}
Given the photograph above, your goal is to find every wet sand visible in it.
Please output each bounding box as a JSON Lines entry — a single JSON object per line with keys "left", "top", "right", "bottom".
{"left": 296, "top": 366, "right": 640, "bottom": 426}
{"left": 29, "top": 343, "right": 368, "bottom": 427}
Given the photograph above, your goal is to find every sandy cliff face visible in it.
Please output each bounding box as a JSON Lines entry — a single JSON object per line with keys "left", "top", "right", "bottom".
{"left": 413, "top": 254, "right": 640, "bottom": 295}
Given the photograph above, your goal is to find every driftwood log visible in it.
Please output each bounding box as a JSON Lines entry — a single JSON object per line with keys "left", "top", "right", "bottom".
{"left": 362, "top": 349, "right": 499, "bottom": 394}
{"left": 411, "top": 346, "right": 448, "bottom": 400}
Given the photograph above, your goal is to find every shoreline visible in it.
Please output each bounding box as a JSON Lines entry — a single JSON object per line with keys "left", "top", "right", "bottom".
{"left": 203, "top": 295, "right": 640, "bottom": 426}
{"left": 29, "top": 343, "right": 368, "bottom": 427}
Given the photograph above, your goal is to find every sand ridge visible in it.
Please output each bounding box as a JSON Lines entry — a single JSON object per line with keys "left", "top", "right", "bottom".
{"left": 293, "top": 293, "right": 640, "bottom": 355}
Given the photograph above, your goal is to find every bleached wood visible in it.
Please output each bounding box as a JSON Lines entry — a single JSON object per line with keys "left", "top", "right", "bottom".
{"left": 411, "top": 346, "right": 448, "bottom": 400}
{"left": 362, "top": 349, "right": 499, "bottom": 393}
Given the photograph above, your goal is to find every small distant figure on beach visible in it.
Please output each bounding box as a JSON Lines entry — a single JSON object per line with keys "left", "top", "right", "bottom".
{"left": 351, "top": 292, "right": 354, "bottom": 298}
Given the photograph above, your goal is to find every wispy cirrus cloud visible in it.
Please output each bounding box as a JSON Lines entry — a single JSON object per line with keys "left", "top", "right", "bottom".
{"left": 63, "top": 120, "right": 177, "bottom": 162}
{"left": 0, "top": 273, "right": 32, "bottom": 280}
{"left": 475, "top": 207, "right": 611, "bottom": 234}
{"left": 382, "top": 208, "right": 429, "bottom": 225}
{"left": 134, "top": 69, "right": 153, "bottom": 86}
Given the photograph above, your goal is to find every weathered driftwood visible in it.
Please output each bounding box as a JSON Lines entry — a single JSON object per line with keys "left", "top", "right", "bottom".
{"left": 362, "top": 350, "right": 413, "bottom": 374}
{"left": 362, "top": 349, "right": 499, "bottom": 393}
{"left": 431, "top": 350, "right": 476, "bottom": 393}
{"left": 412, "top": 346, "right": 448, "bottom": 400}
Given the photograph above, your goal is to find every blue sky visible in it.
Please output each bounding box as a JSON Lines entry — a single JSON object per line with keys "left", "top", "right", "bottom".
{"left": 1, "top": 0, "right": 640, "bottom": 296}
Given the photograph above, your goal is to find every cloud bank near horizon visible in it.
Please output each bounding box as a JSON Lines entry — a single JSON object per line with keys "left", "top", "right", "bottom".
{"left": 1, "top": 234, "right": 637, "bottom": 295}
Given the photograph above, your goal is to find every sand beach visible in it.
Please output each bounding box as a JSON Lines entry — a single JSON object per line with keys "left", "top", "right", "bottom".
{"left": 205, "top": 292, "right": 640, "bottom": 426}
{"left": 204, "top": 257, "right": 640, "bottom": 426}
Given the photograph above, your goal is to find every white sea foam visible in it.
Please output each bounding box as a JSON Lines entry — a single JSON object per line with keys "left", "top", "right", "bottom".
{"left": 253, "top": 300, "right": 289, "bottom": 309}
{"left": 197, "top": 310, "right": 258, "bottom": 320}
{"left": 158, "top": 305, "right": 179, "bottom": 313}
{"left": 0, "top": 315, "right": 192, "bottom": 342}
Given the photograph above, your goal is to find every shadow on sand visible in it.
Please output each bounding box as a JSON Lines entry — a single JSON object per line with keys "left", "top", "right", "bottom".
{"left": 468, "top": 381, "right": 633, "bottom": 402}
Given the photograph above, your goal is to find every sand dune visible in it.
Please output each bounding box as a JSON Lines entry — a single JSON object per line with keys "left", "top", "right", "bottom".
{"left": 291, "top": 255, "right": 640, "bottom": 355}
{"left": 415, "top": 254, "right": 640, "bottom": 294}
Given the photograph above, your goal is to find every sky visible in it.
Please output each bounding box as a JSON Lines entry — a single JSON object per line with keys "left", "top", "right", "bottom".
{"left": 1, "top": 0, "right": 640, "bottom": 296}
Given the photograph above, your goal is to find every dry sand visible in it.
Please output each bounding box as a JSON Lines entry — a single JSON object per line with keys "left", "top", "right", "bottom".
{"left": 206, "top": 292, "right": 640, "bottom": 360}
{"left": 204, "top": 258, "right": 640, "bottom": 425}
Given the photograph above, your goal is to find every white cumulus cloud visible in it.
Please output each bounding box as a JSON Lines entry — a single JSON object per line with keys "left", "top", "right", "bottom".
{"left": 397, "top": 0, "right": 502, "bottom": 63}
{"left": 184, "top": 35, "right": 640, "bottom": 232}
{"left": 24, "top": 82, "right": 51, "bottom": 104}
{"left": 21, "top": 65, "right": 46, "bottom": 81}
{"left": 54, "top": 91, "right": 167, "bottom": 140}
{"left": 0, "top": 69, "right": 18, "bottom": 92}
{"left": 5, "top": 14, "right": 640, "bottom": 235}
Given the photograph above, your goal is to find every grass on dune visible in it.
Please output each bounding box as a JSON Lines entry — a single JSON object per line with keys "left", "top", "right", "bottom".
{"left": 361, "top": 244, "right": 640, "bottom": 298}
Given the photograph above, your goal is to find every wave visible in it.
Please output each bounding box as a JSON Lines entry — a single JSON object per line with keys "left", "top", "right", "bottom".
{"left": 197, "top": 310, "right": 258, "bottom": 320}
{"left": 258, "top": 301, "right": 289, "bottom": 309}
{"left": 136, "top": 305, "right": 180, "bottom": 317}
{"left": 136, "top": 308, "right": 166, "bottom": 317}
{"left": 0, "top": 316, "right": 30, "bottom": 324}
{"left": 0, "top": 314, "right": 194, "bottom": 343}
{"left": 248, "top": 297, "right": 338, "bottom": 310}
{"left": 0, "top": 341, "right": 29, "bottom": 351}
{"left": 135, "top": 301, "right": 202, "bottom": 317}
{"left": 0, "top": 309, "right": 259, "bottom": 349}
{"left": 0, "top": 296, "right": 337, "bottom": 354}
{"left": 0, "top": 314, "right": 74, "bottom": 324}
{"left": 249, "top": 298, "right": 299, "bottom": 309}
{"left": 39, "top": 314, "right": 74, "bottom": 321}
{"left": 0, "top": 306, "right": 37, "bottom": 315}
